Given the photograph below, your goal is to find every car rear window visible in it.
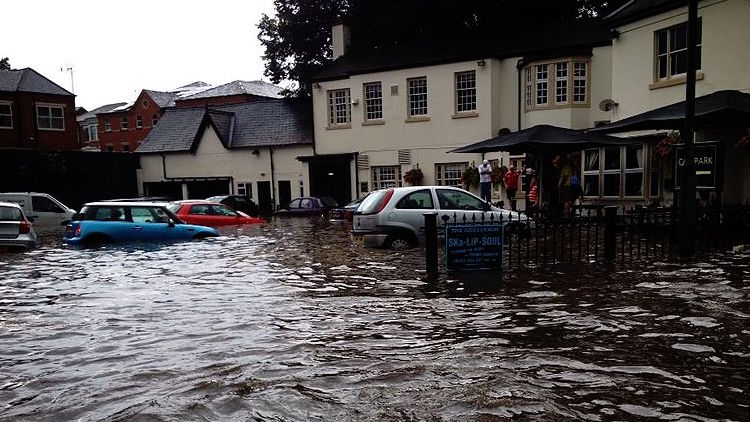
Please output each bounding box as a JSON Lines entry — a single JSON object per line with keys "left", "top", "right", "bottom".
{"left": 0, "top": 206, "right": 22, "bottom": 221}
{"left": 357, "top": 190, "right": 391, "bottom": 214}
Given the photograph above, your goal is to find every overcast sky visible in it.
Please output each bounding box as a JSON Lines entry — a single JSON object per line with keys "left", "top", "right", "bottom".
{"left": 4, "top": 0, "right": 278, "bottom": 110}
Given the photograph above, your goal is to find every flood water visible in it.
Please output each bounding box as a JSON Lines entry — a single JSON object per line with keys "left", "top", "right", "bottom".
{"left": 1, "top": 217, "right": 749, "bottom": 421}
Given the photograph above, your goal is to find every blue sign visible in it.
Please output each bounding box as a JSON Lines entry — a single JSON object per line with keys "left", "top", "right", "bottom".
{"left": 445, "top": 224, "right": 504, "bottom": 270}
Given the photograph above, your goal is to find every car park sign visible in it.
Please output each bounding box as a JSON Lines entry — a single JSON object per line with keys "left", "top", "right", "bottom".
{"left": 445, "top": 224, "right": 504, "bottom": 270}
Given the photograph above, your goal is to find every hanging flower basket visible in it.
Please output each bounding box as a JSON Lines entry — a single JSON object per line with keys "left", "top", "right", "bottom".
{"left": 653, "top": 131, "right": 680, "bottom": 160}
{"left": 491, "top": 165, "right": 508, "bottom": 188}
{"left": 403, "top": 167, "right": 424, "bottom": 185}
{"left": 461, "top": 166, "right": 479, "bottom": 189}
{"left": 735, "top": 130, "right": 750, "bottom": 151}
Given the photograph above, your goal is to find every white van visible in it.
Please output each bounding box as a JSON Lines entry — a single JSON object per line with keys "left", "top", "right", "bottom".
{"left": 0, "top": 192, "right": 76, "bottom": 231}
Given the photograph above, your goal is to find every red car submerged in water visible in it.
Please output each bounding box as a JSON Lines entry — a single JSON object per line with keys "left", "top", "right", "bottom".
{"left": 166, "top": 201, "right": 264, "bottom": 227}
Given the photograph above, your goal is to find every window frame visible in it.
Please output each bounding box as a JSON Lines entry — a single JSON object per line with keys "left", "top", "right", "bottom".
{"left": 454, "top": 70, "right": 477, "bottom": 114}
{"left": 152, "top": 114, "right": 158, "bottom": 126}
{"left": 136, "top": 114, "right": 143, "bottom": 129}
{"left": 555, "top": 62, "right": 568, "bottom": 105}
{"left": 654, "top": 20, "right": 702, "bottom": 81}
{"left": 406, "top": 76, "right": 429, "bottom": 119}
{"left": 435, "top": 162, "right": 467, "bottom": 187}
{"left": 525, "top": 58, "right": 590, "bottom": 111}
{"left": 371, "top": 166, "right": 402, "bottom": 190}
{"left": 582, "top": 144, "right": 648, "bottom": 199}
{"left": 105, "top": 120, "right": 112, "bottom": 132}
{"left": 36, "top": 104, "right": 65, "bottom": 131}
{"left": 326, "top": 88, "right": 351, "bottom": 128}
{"left": 362, "top": 82, "right": 383, "bottom": 122}
{"left": 120, "top": 116, "right": 128, "bottom": 131}
{"left": 87, "top": 123, "right": 98, "bottom": 141}
{"left": 0, "top": 102, "right": 12, "bottom": 129}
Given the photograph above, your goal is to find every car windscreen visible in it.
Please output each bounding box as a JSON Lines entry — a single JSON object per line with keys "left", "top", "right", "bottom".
{"left": 357, "top": 190, "right": 390, "bottom": 214}
{"left": 0, "top": 206, "right": 22, "bottom": 221}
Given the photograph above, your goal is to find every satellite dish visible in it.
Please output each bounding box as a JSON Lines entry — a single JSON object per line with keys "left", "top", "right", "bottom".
{"left": 599, "top": 99, "right": 618, "bottom": 112}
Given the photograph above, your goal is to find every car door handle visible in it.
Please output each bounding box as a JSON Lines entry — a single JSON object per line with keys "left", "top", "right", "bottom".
{"left": 132, "top": 226, "right": 143, "bottom": 230}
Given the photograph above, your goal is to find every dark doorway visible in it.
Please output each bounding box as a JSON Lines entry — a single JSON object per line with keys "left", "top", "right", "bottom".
{"left": 145, "top": 182, "right": 183, "bottom": 200}
{"left": 278, "top": 180, "right": 292, "bottom": 209}
{"left": 186, "top": 179, "right": 230, "bottom": 199}
{"left": 258, "top": 181, "right": 273, "bottom": 215}
{"left": 308, "top": 156, "right": 352, "bottom": 207}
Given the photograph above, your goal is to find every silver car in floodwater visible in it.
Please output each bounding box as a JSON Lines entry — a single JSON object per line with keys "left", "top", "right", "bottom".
{"left": 0, "top": 201, "right": 39, "bottom": 251}
{"left": 351, "top": 186, "right": 531, "bottom": 250}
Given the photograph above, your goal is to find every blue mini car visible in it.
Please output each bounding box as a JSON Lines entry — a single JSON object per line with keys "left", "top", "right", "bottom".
{"left": 63, "top": 201, "right": 218, "bottom": 245}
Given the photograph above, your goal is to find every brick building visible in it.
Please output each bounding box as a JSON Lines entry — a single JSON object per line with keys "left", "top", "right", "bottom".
{"left": 0, "top": 68, "right": 78, "bottom": 151}
{"left": 174, "top": 80, "right": 282, "bottom": 108}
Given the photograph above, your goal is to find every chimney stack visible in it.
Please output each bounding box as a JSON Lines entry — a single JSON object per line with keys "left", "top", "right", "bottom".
{"left": 331, "top": 22, "right": 351, "bottom": 59}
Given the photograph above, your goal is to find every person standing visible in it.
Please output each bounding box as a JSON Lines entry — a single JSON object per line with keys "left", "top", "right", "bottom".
{"left": 503, "top": 165, "right": 521, "bottom": 211}
{"left": 478, "top": 160, "right": 493, "bottom": 202}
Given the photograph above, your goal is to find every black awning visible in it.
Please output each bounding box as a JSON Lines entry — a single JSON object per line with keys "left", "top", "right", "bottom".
{"left": 593, "top": 90, "right": 750, "bottom": 133}
{"left": 449, "top": 124, "right": 637, "bottom": 155}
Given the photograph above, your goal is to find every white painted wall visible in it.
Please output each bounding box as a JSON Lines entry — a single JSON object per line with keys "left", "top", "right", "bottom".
{"left": 137, "top": 126, "right": 313, "bottom": 206}
{"left": 610, "top": 0, "right": 750, "bottom": 120}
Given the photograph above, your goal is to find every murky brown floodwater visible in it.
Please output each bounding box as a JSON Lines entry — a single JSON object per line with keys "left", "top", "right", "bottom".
{"left": 1, "top": 217, "right": 749, "bottom": 421}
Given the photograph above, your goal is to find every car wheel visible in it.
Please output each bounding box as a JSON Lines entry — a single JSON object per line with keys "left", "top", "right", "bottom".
{"left": 387, "top": 235, "right": 413, "bottom": 251}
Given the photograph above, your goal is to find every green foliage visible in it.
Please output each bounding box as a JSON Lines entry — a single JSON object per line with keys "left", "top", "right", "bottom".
{"left": 0, "top": 57, "right": 10, "bottom": 71}
{"left": 257, "top": 0, "right": 628, "bottom": 98}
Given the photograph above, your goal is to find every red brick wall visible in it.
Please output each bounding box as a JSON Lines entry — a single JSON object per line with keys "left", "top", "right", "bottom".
{"left": 0, "top": 92, "right": 78, "bottom": 150}
{"left": 97, "top": 91, "right": 164, "bottom": 153}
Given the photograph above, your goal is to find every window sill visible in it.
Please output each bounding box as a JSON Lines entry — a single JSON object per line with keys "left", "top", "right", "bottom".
{"left": 326, "top": 124, "right": 351, "bottom": 130}
{"left": 451, "top": 112, "right": 479, "bottom": 119}
{"left": 649, "top": 71, "right": 704, "bottom": 90}
{"left": 38, "top": 127, "right": 65, "bottom": 132}
{"left": 405, "top": 116, "right": 430, "bottom": 123}
{"left": 525, "top": 102, "right": 590, "bottom": 112}
{"left": 0, "top": 126, "right": 13, "bottom": 130}
{"left": 361, "top": 120, "right": 385, "bottom": 126}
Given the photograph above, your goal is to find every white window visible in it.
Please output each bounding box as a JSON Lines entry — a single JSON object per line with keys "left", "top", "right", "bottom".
{"left": 526, "top": 59, "right": 589, "bottom": 110}
{"left": 327, "top": 88, "right": 351, "bottom": 126}
{"left": 237, "top": 182, "right": 253, "bottom": 198}
{"left": 535, "top": 65, "right": 548, "bottom": 106}
{"left": 120, "top": 117, "right": 128, "bottom": 131}
{"left": 407, "top": 77, "right": 428, "bottom": 117}
{"left": 105, "top": 121, "right": 112, "bottom": 132}
{"left": 555, "top": 62, "right": 568, "bottom": 104}
{"left": 372, "top": 166, "right": 401, "bottom": 190}
{"left": 152, "top": 114, "right": 158, "bottom": 126}
{"left": 455, "top": 71, "right": 476, "bottom": 113}
{"left": 136, "top": 115, "right": 143, "bottom": 129}
{"left": 573, "top": 62, "right": 587, "bottom": 103}
{"left": 525, "top": 69, "right": 533, "bottom": 109}
{"left": 0, "top": 103, "right": 12, "bottom": 128}
{"left": 87, "top": 124, "right": 98, "bottom": 141}
{"left": 36, "top": 105, "right": 64, "bottom": 130}
{"left": 363, "top": 82, "right": 382, "bottom": 121}
{"left": 656, "top": 21, "right": 702, "bottom": 80}
{"left": 435, "top": 163, "right": 467, "bottom": 186}
{"left": 584, "top": 145, "right": 646, "bottom": 198}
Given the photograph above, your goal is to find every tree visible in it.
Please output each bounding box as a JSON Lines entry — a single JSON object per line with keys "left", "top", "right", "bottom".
{"left": 258, "top": 0, "right": 628, "bottom": 97}
{"left": 0, "top": 57, "right": 10, "bottom": 71}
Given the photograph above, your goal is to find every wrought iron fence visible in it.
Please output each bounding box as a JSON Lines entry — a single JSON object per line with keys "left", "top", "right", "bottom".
{"left": 433, "top": 204, "right": 750, "bottom": 272}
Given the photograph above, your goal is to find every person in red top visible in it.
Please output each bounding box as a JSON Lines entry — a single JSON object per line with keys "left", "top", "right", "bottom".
{"left": 528, "top": 175, "right": 539, "bottom": 209}
{"left": 503, "top": 165, "right": 521, "bottom": 211}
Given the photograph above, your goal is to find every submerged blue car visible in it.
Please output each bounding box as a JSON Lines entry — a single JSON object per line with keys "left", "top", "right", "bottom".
{"left": 63, "top": 201, "right": 218, "bottom": 245}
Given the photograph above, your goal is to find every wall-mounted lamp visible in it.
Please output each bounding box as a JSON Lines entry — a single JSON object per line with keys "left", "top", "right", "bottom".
{"left": 252, "top": 149, "right": 260, "bottom": 155}
{"left": 477, "top": 59, "right": 486, "bottom": 67}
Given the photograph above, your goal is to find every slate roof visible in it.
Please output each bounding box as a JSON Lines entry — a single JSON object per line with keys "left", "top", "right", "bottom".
{"left": 136, "top": 98, "right": 313, "bottom": 154}
{"left": 313, "top": 20, "right": 613, "bottom": 82}
{"left": 77, "top": 102, "right": 128, "bottom": 122}
{"left": 0, "top": 68, "right": 73, "bottom": 96}
{"left": 605, "top": 0, "right": 685, "bottom": 26}
{"left": 144, "top": 90, "right": 179, "bottom": 108}
{"left": 181, "top": 80, "right": 283, "bottom": 100}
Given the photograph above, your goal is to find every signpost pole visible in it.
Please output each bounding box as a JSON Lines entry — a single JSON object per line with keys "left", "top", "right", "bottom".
{"left": 678, "top": 0, "right": 698, "bottom": 258}
{"left": 424, "top": 212, "right": 438, "bottom": 273}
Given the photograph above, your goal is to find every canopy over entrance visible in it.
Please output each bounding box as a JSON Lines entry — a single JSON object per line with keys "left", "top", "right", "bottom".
{"left": 449, "top": 124, "right": 637, "bottom": 155}
{"left": 592, "top": 90, "right": 750, "bottom": 134}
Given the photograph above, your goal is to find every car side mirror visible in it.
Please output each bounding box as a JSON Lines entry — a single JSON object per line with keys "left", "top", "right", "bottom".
{"left": 168, "top": 219, "right": 175, "bottom": 228}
